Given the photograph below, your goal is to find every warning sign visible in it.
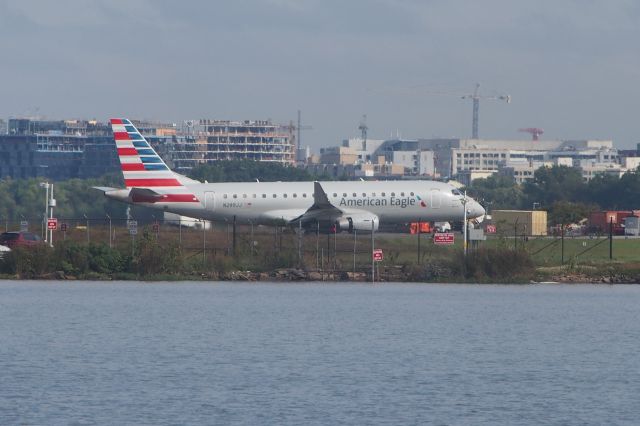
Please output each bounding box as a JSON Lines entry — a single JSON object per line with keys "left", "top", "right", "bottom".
{"left": 434, "top": 232, "right": 455, "bottom": 245}
{"left": 372, "top": 249, "right": 384, "bottom": 262}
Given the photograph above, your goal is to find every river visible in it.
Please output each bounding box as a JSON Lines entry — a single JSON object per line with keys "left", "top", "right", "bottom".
{"left": 1, "top": 281, "right": 639, "bottom": 425}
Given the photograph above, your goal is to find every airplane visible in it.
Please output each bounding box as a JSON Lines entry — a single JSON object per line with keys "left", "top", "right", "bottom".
{"left": 96, "top": 118, "right": 485, "bottom": 233}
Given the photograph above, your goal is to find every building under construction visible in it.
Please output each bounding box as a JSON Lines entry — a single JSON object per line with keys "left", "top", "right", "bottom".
{"left": 169, "top": 119, "right": 294, "bottom": 171}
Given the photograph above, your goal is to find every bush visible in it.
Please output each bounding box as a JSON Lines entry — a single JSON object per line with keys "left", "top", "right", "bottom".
{"left": 132, "top": 230, "right": 183, "bottom": 275}
{"left": 449, "top": 247, "right": 535, "bottom": 282}
{"left": 0, "top": 245, "right": 52, "bottom": 277}
{"left": 51, "top": 241, "right": 129, "bottom": 276}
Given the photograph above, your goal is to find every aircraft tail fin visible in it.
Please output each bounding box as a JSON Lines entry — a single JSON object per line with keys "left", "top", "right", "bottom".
{"left": 110, "top": 118, "right": 185, "bottom": 189}
{"left": 109, "top": 118, "right": 200, "bottom": 204}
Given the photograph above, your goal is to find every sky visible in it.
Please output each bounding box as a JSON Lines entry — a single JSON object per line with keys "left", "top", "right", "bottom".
{"left": 1, "top": 0, "right": 639, "bottom": 150}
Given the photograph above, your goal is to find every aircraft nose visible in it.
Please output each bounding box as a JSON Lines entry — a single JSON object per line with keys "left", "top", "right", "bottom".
{"left": 467, "top": 200, "right": 486, "bottom": 219}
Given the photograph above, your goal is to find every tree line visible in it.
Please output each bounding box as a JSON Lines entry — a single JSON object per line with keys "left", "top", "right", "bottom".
{"left": 2, "top": 162, "right": 636, "bottom": 227}
{"left": 469, "top": 165, "right": 640, "bottom": 224}
{"left": 0, "top": 161, "right": 329, "bottom": 223}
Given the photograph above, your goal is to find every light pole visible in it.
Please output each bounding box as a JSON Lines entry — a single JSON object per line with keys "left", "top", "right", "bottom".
{"left": 48, "top": 183, "right": 55, "bottom": 247}
{"left": 462, "top": 191, "right": 468, "bottom": 257}
{"left": 39, "top": 182, "right": 49, "bottom": 242}
{"left": 39, "top": 182, "right": 55, "bottom": 247}
{"left": 371, "top": 219, "right": 375, "bottom": 283}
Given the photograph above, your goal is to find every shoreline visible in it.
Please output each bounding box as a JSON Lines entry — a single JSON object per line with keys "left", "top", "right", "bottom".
{"left": 3, "top": 267, "right": 639, "bottom": 284}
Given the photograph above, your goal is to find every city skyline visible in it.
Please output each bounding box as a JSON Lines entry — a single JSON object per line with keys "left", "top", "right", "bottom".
{"left": 1, "top": 0, "right": 639, "bottom": 149}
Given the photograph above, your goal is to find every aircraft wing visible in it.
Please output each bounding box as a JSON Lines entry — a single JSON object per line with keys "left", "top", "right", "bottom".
{"left": 289, "top": 181, "right": 344, "bottom": 225}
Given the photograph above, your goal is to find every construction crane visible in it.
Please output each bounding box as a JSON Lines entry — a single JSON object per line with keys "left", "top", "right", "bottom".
{"left": 279, "top": 110, "right": 312, "bottom": 161}
{"left": 358, "top": 114, "right": 368, "bottom": 150}
{"left": 461, "top": 83, "right": 511, "bottom": 139}
{"left": 518, "top": 128, "right": 544, "bottom": 141}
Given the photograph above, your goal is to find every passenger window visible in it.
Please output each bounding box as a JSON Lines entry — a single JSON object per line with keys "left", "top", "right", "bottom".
{"left": 372, "top": 193, "right": 376, "bottom": 197}
{"left": 252, "top": 194, "right": 256, "bottom": 198}
{"left": 283, "top": 194, "right": 288, "bottom": 198}
{"left": 381, "top": 192, "right": 386, "bottom": 196}
{"left": 223, "top": 194, "right": 228, "bottom": 199}
{"left": 273, "top": 194, "right": 277, "bottom": 198}
{"left": 410, "top": 192, "right": 414, "bottom": 196}
{"left": 262, "top": 194, "right": 266, "bottom": 198}
{"left": 343, "top": 193, "right": 347, "bottom": 197}
{"left": 233, "top": 194, "right": 237, "bottom": 198}
{"left": 353, "top": 193, "right": 357, "bottom": 197}
{"left": 293, "top": 193, "right": 297, "bottom": 198}
{"left": 391, "top": 192, "right": 395, "bottom": 196}
{"left": 401, "top": 192, "right": 405, "bottom": 196}
{"left": 243, "top": 194, "right": 247, "bottom": 198}
{"left": 303, "top": 193, "right": 307, "bottom": 198}
{"left": 333, "top": 193, "right": 337, "bottom": 197}
{"left": 362, "top": 193, "right": 366, "bottom": 197}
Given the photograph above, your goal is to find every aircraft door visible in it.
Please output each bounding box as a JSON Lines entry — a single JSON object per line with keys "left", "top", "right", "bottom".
{"left": 430, "top": 189, "right": 441, "bottom": 209}
{"left": 204, "top": 191, "right": 216, "bottom": 210}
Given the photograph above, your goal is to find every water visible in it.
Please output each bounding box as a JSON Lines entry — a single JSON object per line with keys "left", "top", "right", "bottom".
{"left": 1, "top": 281, "right": 639, "bottom": 425}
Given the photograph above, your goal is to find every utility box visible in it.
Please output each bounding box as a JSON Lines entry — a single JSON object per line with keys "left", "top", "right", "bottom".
{"left": 624, "top": 216, "right": 640, "bottom": 236}
{"left": 492, "top": 210, "right": 548, "bottom": 236}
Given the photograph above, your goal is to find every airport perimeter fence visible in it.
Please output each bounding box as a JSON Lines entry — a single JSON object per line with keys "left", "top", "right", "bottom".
{"left": 2, "top": 216, "right": 639, "bottom": 271}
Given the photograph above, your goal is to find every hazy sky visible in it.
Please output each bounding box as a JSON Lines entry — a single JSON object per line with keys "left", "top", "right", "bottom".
{"left": 1, "top": 0, "right": 639, "bottom": 150}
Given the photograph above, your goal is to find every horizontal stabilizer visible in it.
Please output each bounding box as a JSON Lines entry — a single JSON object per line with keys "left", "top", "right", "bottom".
{"left": 92, "top": 186, "right": 117, "bottom": 193}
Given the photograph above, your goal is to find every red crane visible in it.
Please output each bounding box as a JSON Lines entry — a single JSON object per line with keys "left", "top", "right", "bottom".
{"left": 519, "top": 128, "right": 544, "bottom": 141}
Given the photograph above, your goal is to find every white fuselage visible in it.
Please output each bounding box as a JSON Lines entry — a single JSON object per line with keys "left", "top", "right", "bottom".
{"left": 110, "top": 180, "right": 485, "bottom": 226}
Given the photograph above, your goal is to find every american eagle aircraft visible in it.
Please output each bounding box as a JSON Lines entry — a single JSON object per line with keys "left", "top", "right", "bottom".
{"left": 96, "top": 118, "right": 485, "bottom": 233}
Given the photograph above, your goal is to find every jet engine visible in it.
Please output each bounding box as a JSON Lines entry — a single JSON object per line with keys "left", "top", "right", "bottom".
{"left": 305, "top": 214, "right": 379, "bottom": 234}
{"left": 334, "top": 214, "right": 379, "bottom": 233}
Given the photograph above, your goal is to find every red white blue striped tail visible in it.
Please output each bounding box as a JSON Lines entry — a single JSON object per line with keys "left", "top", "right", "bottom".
{"left": 110, "top": 118, "right": 199, "bottom": 203}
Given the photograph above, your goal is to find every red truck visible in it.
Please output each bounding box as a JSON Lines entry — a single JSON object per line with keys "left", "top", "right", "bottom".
{"left": 0, "top": 231, "right": 44, "bottom": 248}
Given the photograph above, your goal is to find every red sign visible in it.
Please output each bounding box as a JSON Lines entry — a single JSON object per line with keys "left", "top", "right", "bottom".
{"left": 434, "top": 232, "right": 455, "bottom": 245}
{"left": 485, "top": 224, "right": 497, "bottom": 234}
{"left": 47, "top": 218, "right": 58, "bottom": 230}
{"left": 372, "top": 249, "right": 384, "bottom": 262}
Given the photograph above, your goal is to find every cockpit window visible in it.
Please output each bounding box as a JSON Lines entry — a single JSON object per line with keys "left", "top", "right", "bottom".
{"left": 452, "top": 189, "right": 462, "bottom": 196}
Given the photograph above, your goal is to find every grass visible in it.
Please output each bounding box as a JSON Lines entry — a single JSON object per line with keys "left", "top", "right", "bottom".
{"left": 28, "top": 223, "right": 640, "bottom": 273}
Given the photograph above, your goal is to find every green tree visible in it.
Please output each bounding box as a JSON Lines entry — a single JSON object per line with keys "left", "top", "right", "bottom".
{"left": 0, "top": 175, "right": 127, "bottom": 225}
{"left": 469, "top": 174, "right": 524, "bottom": 210}
{"left": 547, "top": 200, "right": 595, "bottom": 225}
{"left": 586, "top": 168, "right": 640, "bottom": 210}
{"left": 188, "top": 160, "right": 315, "bottom": 183}
{"left": 523, "top": 166, "right": 586, "bottom": 208}
{"left": 618, "top": 169, "right": 640, "bottom": 209}
{"left": 587, "top": 173, "right": 620, "bottom": 209}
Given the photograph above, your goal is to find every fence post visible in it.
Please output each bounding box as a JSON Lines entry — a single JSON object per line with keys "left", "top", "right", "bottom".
{"left": 609, "top": 217, "right": 613, "bottom": 260}
{"left": 417, "top": 219, "right": 421, "bottom": 263}
{"left": 353, "top": 229, "right": 357, "bottom": 273}
{"left": 561, "top": 223, "right": 564, "bottom": 265}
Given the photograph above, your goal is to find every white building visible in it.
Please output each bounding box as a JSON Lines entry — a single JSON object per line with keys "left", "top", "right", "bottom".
{"left": 341, "top": 137, "right": 385, "bottom": 164}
